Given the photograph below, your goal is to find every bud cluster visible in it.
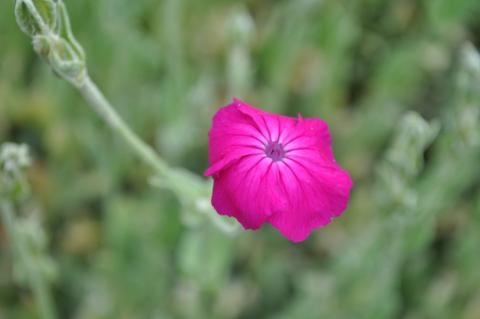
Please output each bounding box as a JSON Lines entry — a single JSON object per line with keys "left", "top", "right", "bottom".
{"left": 15, "top": 0, "right": 86, "bottom": 86}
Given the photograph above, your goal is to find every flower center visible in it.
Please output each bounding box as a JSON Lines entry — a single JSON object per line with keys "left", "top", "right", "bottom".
{"left": 265, "top": 141, "right": 285, "bottom": 162}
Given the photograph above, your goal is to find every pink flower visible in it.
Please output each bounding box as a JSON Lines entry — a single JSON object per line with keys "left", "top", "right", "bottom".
{"left": 204, "top": 99, "right": 353, "bottom": 242}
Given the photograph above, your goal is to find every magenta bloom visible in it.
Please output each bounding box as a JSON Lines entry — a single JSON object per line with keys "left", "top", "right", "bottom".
{"left": 204, "top": 99, "right": 353, "bottom": 242}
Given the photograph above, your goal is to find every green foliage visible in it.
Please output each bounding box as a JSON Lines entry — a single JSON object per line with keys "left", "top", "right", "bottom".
{"left": 1, "top": 0, "right": 480, "bottom": 318}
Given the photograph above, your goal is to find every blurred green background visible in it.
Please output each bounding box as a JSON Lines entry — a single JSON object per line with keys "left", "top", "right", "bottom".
{"left": 1, "top": 0, "right": 480, "bottom": 318}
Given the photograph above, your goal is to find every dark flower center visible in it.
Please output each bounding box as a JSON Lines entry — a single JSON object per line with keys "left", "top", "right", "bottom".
{"left": 265, "top": 141, "right": 285, "bottom": 162}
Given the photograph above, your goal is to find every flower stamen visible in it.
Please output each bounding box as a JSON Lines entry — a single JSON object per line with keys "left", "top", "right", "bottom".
{"left": 265, "top": 141, "right": 285, "bottom": 162}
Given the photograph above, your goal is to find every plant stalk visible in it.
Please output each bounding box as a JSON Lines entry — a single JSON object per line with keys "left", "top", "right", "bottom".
{"left": 77, "top": 75, "right": 170, "bottom": 177}
{"left": 0, "top": 200, "right": 56, "bottom": 319}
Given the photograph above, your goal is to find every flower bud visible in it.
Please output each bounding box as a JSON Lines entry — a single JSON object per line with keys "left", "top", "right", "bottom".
{"left": 32, "top": 34, "right": 50, "bottom": 55}
{"left": 55, "top": 1, "right": 85, "bottom": 61}
{"left": 49, "top": 36, "right": 86, "bottom": 82}
{"left": 15, "top": 0, "right": 57, "bottom": 36}
{"left": 15, "top": 0, "right": 87, "bottom": 86}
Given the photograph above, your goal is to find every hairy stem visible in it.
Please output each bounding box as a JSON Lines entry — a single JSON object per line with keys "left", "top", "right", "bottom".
{"left": 77, "top": 75, "right": 170, "bottom": 177}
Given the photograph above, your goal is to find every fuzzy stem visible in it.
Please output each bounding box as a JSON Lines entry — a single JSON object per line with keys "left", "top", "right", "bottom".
{"left": 77, "top": 75, "right": 170, "bottom": 177}
{"left": 0, "top": 200, "right": 56, "bottom": 319}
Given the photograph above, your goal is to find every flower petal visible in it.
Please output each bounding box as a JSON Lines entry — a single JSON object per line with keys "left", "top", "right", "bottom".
{"left": 233, "top": 98, "right": 273, "bottom": 142}
{"left": 206, "top": 101, "right": 266, "bottom": 175}
{"left": 267, "top": 159, "right": 353, "bottom": 242}
{"left": 210, "top": 156, "right": 287, "bottom": 229}
{"left": 283, "top": 117, "right": 334, "bottom": 163}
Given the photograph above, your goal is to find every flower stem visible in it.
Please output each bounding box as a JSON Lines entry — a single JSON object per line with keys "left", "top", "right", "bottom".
{"left": 76, "top": 75, "right": 240, "bottom": 234}
{"left": 0, "top": 200, "right": 57, "bottom": 319}
{"left": 77, "top": 75, "right": 170, "bottom": 177}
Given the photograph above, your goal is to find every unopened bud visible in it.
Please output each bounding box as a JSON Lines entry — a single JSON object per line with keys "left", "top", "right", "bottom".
{"left": 15, "top": 0, "right": 57, "bottom": 36}
{"left": 15, "top": 0, "right": 87, "bottom": 86}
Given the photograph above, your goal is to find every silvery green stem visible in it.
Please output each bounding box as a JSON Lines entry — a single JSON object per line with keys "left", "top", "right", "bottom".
{"left": 1, "top": 143, "right": 56, "bottom": 319}
{"left": 76, "top": 77, "right": 239, "bottom": 234}
{"left": 0, "top": 200, "right": 56, "bottom": 319}
{"left": 77, "top": 75, "right": 170, "bottom": 177}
